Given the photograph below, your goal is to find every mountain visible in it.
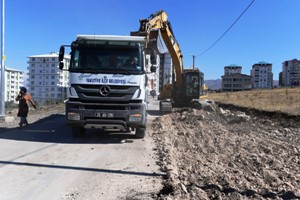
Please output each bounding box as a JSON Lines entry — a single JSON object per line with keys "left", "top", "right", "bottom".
{"left": 204, "top": 79, "right": 222, "bottom": 90}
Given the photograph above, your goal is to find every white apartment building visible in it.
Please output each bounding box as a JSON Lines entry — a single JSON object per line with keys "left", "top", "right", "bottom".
{"left": 224, "top": 64, "right": 242, "bottom": 75}
{"left": 4, "top": 67, "right": 24, "bottom": 103}
{"left": 251, "top": 61, "right": 273, "bottom": 89}
{"left": 282, "top": 59, "right": 300, "bottom": 86}
{"left": 27, "top": 52, "right": 70, "bottom": 105}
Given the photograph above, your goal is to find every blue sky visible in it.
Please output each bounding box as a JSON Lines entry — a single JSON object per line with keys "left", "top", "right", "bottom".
{"left": 3, "top": 0, "right": 300, "bottom": 80}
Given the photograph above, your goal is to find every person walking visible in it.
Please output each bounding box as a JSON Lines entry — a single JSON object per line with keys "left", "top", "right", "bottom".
{"left": 15, "top": 87, "right": 37, "bottom": 127}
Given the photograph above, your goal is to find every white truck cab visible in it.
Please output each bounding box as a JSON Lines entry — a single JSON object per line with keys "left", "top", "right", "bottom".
{"left": 59, "top": 35, "right": 156, "bottom": 138}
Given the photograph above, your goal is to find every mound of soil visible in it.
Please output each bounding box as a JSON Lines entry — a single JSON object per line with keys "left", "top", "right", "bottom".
{"left": 150, "top": 103, "right": 300, "bottom": 200}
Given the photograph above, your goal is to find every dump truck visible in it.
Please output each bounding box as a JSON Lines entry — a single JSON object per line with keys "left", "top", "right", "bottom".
{"left": 58, "top": 35, "right": 157, "bottom": 138}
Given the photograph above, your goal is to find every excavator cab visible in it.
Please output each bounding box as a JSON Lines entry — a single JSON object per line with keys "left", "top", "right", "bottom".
{"left": 169, "top": 69, "right": 202, "bottom": 107}
{"left": 184, "top": 69, "right": 201, "bottom": 99}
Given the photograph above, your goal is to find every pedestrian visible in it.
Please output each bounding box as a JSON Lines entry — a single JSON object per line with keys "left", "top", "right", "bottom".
{"left": 15, "top": 87, "right": 37, "bottom": 127}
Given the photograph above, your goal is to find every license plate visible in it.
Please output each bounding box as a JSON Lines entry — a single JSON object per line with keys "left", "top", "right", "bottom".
{"left": 95, "top": 112, "right": 114, "bottom": 118}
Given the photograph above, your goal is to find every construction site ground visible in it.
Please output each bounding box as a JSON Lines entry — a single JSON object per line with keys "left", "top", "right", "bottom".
{"left": 150, "top": 101, "right": 300, "bottom": 200}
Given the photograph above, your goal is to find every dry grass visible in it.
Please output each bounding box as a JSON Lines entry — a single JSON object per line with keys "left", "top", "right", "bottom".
{"left": 208, "top": 87, "right": 300, "bottom": 116}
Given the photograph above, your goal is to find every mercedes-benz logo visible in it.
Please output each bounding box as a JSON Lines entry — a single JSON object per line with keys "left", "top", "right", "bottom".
{"left": 99, "top": 85, "right": 111, "bottom": 96}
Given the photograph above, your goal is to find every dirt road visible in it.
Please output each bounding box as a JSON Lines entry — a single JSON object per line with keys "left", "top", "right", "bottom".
{"left": 0, "top": 101, "right": 164, "bottom": 200}
{"left": 1, "top": 98, "right": 300, "bottom": 200}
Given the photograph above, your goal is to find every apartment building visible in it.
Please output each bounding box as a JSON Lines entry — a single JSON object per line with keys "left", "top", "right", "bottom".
{"left": 281, "top": 59, "right": 300, "bottom": 86}
{"left": 224, "top": 65, "right": 242, "bottom": 75}
{"left": 27, "top": 52, "right": 70, "bottom": 105}
{"left": 4, "top": 67, "right": 24, "bottom": 103}
{"left": 221, "top": 64, "right": 252, "bottom": 92}
{"left": 222, "top": 73, "right": 252, "bottom": 92}
{"left": 251, "top": 62, "right": 273, "bottom": 89}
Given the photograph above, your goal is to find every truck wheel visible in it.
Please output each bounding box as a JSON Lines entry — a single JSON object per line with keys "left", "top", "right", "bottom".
{"left": 72, "top": 127, "right": 85, "bottom": 137}
{"left": 135, "top": 128, "right": 146, "bottom": 139}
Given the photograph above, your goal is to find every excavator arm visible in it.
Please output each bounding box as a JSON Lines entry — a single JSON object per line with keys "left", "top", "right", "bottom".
{"left": 132, "top": 10, "right": 205, "bottom": 111}
{"left": 131, "top": 10, "right": 184, "bottom": 88}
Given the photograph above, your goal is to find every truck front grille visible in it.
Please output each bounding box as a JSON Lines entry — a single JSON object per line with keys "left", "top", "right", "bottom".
{"left": 72, "top": 84, "right": 140, "bottom": 102}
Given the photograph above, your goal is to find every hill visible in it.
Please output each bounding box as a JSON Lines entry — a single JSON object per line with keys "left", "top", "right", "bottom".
{"left": 204, "top": 79, "right": 222, "bottom": 90}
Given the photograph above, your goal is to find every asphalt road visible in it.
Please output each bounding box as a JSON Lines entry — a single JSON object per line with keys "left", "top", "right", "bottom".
{"left": 0, "top": 97, "right": 164, "bottom": 200}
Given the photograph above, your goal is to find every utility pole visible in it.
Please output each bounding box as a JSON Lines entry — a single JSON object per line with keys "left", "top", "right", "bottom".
{"left": 191, "top": 55, "right": 195, "bottom": 69}
{"left": 0, "top": 0, "right": 5, "bottom": 119}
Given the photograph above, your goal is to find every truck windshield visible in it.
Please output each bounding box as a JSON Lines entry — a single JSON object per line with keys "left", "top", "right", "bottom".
{"left": 70, "top": 46, "right": 143, "bottom": 74}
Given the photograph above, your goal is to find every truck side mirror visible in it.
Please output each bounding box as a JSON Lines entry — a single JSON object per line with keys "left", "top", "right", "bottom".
{"left": 150, "top": 65, "right": 157, "bottom": 73}
{"left": 150, "top": 51, "right": 159, "bottom": 73}
{"left": 59, "top": 46, "right": 65, "bottom": 62}
{"left": 59, "top": 62, "right": 64, "bottom": 70}
{"left": 150, "top": 53, "right": 157, "bottom": 66}
{"left": 58, "top": 46, "right": 65, "bottom": 70}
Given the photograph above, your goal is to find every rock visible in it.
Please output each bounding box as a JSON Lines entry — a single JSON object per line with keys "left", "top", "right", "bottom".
{"left": 236, "top": 113, "right": 251, "bottom": 121}
{"left": 203, "top": 103, "right": 216, "bottom": 112}
{"left": 180, "top": 114, "right": 187, "bottom": 121}
{"left": 219, "top": 108, "right": 227, "bottom": 115}
{"left": 180, "top": 183, "right": 188, "bottom": 194}
{"left": 227, "top": 113, "right": 250, "bottom": 124}
{"left": 3, "top": 116, "right": 15, "bottom": 123}
{"left": 197, "top": 114, "right": 205, "bottom": 120}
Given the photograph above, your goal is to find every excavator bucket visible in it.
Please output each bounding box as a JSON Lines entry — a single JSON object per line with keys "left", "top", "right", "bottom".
{"left": 156, "top": 30, "right": 168, "bottom": 54}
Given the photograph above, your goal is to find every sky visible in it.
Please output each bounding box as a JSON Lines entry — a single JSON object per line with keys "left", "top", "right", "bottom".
{"left": 2, "top": 0, "right": 300, "bottom": 80}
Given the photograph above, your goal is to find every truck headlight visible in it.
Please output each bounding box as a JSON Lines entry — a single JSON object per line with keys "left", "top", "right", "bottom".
{"left": 129, "top": 114, "right": 143, "bottom": 122}
{"left": 67, "top": 112, "right": 80, "bottom": 121}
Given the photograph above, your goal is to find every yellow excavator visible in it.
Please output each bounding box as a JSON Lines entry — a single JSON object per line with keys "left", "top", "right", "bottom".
{"left": 131, "top": 10, "right": 207, "bottom": 112}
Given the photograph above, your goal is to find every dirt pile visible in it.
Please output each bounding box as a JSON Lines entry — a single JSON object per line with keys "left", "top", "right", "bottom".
{"left": 150, "top": 103, "right": 300, "bottom": 200}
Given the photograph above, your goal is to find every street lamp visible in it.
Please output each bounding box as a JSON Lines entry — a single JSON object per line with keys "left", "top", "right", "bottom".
{"left": 0, "top": 0, "right": 5, "bottom": 119}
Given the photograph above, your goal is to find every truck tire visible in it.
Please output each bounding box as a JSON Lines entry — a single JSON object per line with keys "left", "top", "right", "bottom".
{"left": 72, "top": 127, "right": 85, "bottom": 137}
{"left": 135, "top": 128, "right": 146, "bottom": 139}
